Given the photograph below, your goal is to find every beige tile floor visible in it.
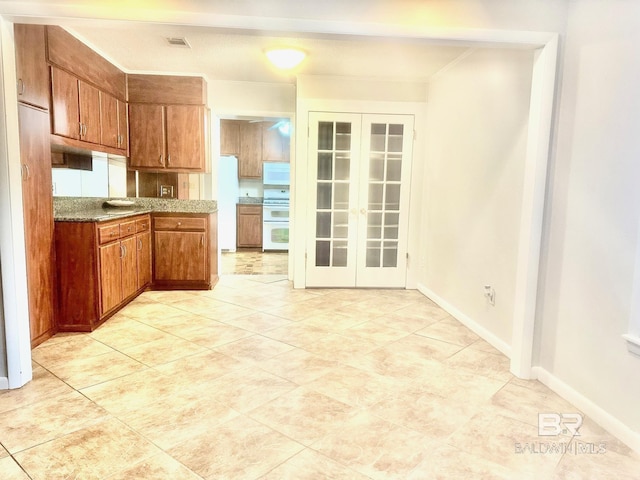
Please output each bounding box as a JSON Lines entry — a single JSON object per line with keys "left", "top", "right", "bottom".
{"left": 2, "top": 275, "right": 639, "bottom": 479}
{"left": 221, "top": 251, "right": 288, "bottom": 275}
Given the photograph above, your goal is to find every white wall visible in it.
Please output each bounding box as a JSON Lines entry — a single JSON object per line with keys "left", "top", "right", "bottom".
{"left": 535, "top": 0, "right": 640, "bottom": 434}
{"left": 209, "top": 80, "right": 295, "bottom": 117}
{"left": 52, "top": 156, "right": 105, "bottom": 197}
{"left": 419, "top": 48, "right": 534, "bottom": 351}
{"left": 0, "top": 266, "right": 7, "bottom": 383}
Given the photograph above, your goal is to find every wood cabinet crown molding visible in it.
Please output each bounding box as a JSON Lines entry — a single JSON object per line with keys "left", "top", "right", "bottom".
{"left": 127, "top": 74, "right": 207, "bottom": 105}
{"left": 46, "top": 25, "right": 126, "bottom": 100}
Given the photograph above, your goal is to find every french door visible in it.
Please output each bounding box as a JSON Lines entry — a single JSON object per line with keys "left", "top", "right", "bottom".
{"left": 306, "top": 112, "right": 414, "bottom": 288}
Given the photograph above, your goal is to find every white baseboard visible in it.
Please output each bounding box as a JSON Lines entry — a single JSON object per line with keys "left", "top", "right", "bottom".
{"left": 416, "top": 283, "right": 512, "bottom": 358}
{"left": 532, "top": 366, "right": 640, "bottom": 455}
{"left": 0, "top": 377, "right": 8, "bottom": 390}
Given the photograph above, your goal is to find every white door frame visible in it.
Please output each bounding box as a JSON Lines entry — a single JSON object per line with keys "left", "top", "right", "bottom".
{"left": 0, "top": 8, "right": 558, "bottom": 387}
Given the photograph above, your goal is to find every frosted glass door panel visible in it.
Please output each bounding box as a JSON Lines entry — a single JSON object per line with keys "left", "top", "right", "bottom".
{"left": 306, "top": 113, "right": 361, "bottom": 287}
{"left": 356, "top": 116, "right": 414, "bottom": 287}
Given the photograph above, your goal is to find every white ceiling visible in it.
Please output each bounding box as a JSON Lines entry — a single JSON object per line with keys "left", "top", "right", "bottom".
{"left": 63, "top": 22, "right": 471, "bottom": 84}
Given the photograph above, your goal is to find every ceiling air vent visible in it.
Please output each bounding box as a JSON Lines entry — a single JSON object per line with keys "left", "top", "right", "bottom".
{"left": 166, "top": 37, "right": 191, "bottom": 48}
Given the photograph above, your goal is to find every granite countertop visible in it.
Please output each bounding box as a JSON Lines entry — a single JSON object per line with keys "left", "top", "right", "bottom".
{"left": 54, "top": 197, "right": 218, "bottom": 222}
{"left": 238, "top": 196, "right": 263, "bottom": 205}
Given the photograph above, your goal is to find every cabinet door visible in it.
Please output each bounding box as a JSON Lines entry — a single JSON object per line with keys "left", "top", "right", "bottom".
{"left": 117, "top": 99, "right": 128, "bottom": 152}
{"left": 18, "top": 104, "right": 55, "bottom": 347}
{"left": 239, "top": 121, "right": 263, "bottom": 178}
{"left": 262, "top": 122, "right": 290, "bottom": 162}
{"left": 79, "top": 80, "right": 101, "bottom": 144}
{"left": 100, "top": 91, "right": 119, "bottom": 148}
{"left": 99, "top": 241, "right": 123, "bottom": 315}
{"left": 237, "top": 205, "right": 262, "bottom": 248}
{"left": 166, "top": 105, "right": 204, "bottom": 170}
{"left": 154, "top": 231, "right": 207, "bottom": 281}
{"left": 120, "top": 236, "right": 138, "bottom": 299}
{"left": 14, "top": 24, "right": 49, "bottom": 110}
{"left": 136, "top": 231, "right": 152, "bottom": 289}
{"left": 129, "top": 103, "right": 165, "bottom": 168}
{"left": 51, "top": 66, "right": 80, "bottom": 139}
{"left": 220, "top": 119, "right": 240, "bottom": 155}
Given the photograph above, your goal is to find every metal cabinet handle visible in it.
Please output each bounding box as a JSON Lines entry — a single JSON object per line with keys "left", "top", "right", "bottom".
{"left": 159, "top": 154, "right": 164, "bottom": 165}
{"left": 137, "top": 239, "right": 142, "bottom": 251}
{"left": 201, "top": 234, "right": 205, "bottom": 247}
{"left": 24, "top": 164, "right": 30, "bottom": 179}
{"left": 360, "top": 208, "right": 367, "bottom": 215}
{"left": 79, "top": 122, "right": 83, "bottom": 137}
{"left": 167, "top": 154, "right": 171, "bottom": 165}
{"left": 177, "top": 222, "right": 182, "bottom": 227}
{"left": 110, "top": 231, "right": 117, "bottom": 237}
{"left": 17, "top": 78, "right": 24, "bottom": 95}
{"left": 120, "top": 245, "right": 125, "bottom": 258}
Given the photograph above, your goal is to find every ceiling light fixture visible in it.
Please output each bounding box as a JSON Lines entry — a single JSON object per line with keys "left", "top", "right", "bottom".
{"left": 265, "top": 48, "right": 306, "bottom": 70}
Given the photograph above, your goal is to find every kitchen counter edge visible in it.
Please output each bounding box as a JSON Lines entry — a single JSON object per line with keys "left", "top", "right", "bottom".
{"left": 54, "top": 198, "right": 218, "bottom": 222}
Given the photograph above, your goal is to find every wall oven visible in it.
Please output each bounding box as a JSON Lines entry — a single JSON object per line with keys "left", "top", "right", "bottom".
{"left": 263, "top": 204, "right": 289, "bottom": 251}
{"left": 263, "top": 163, "right": 290, "bottom": 251}
{"left": 263, "top": 191, "right": 289, "bottom": 251}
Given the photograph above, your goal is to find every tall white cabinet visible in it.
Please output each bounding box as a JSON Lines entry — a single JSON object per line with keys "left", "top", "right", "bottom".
{"left": 306, "top": 112, "right": 414, "bottom": 287}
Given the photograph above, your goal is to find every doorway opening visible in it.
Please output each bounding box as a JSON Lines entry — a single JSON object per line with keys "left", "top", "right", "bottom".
{"left": 217, "top": 115, "right": 292, "bottom": 276}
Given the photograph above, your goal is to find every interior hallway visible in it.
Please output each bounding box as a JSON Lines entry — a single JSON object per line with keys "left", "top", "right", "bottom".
{"left": 1, "top": 275, "right": 638, "bottom": 479}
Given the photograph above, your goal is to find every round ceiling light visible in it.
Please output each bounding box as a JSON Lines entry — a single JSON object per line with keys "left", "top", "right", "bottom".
{"left": 265, "top": 48, "right": 306, "bottom": 70}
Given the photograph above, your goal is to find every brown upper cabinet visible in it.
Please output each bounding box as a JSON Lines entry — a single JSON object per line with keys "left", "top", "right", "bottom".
{"left": 220, "top": 119, "right": 240, "bottom": 156}
{"left": 45, "top": 26, "right": 129, "bottom": 156}
{"left": 221, "top": 120, "right": 290, "bottom": 178}
{"left": 51, "top": 66, "right": 101, "bottom": 144}
{"left": 262, "top": 121, "right": 291, "bottom": 162}
{"left": 100, "top": 92, "right": 128, "bottom": 151}
{"left": 129, "top": 104, "right": 206, "bottom": 171}
{"left": 239, "top": 121, "right": 263, "bottom": 178}
{"left": 14, "top": 24, "right": 49, "bottom": 110}
{"left": 128, "top": 74, "right": 208, "bottom": 172}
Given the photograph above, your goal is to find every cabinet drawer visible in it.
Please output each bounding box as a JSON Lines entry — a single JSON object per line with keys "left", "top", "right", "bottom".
{"left": 119, "top": 220, "right": 136, "bottom": 237}
{"left": 154, "top": 216, "right": 206, "bottom": 231}
{"left": 238, "top": 204, "right": 263, "bottom": 215}
{"left": 98, "top": 223, "right": 120, "bottom": 245}
{"left": 136, "top": 217, "right": 150, "bottom": 233}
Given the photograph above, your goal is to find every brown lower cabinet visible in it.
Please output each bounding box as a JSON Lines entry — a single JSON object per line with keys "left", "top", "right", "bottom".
{"left": 55, "top": 212, "right": 217, "bottom": 331}
{"left": 237, "top": 204, "right": 262, "bottom": 248}
{"left": 152, "top": 212, "right": 217, "bottom": 289}
{"left": 55, "top": 214, "right": 151, "bottom": 331}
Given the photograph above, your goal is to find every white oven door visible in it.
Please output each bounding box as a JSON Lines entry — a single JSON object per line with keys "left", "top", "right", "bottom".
{"left": 263, "top": 221, "right": 289, "bottom": 251}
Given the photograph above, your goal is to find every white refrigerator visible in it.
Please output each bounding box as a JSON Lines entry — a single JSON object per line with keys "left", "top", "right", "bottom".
{"left": 217, "top": 156, "right": 239, "bottom": 251}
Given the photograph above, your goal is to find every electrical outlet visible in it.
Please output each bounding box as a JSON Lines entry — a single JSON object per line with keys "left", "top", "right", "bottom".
{"left": 484, "top": 285, "right": 495, "bottom": 306}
